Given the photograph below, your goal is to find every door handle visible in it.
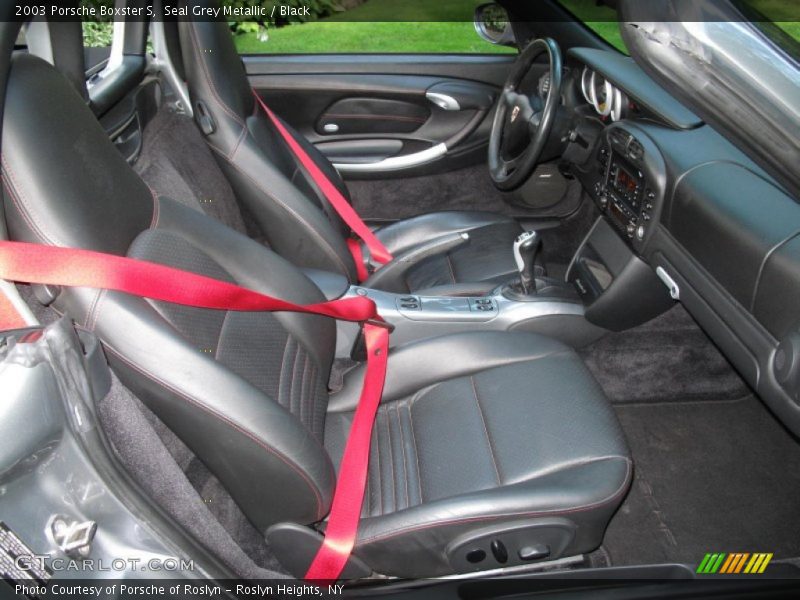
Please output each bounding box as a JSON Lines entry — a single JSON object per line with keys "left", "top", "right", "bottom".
{"left": 425, "top": 81, "right": 496, "bottom": 112}
{"left": 426, "top": 91, "right": 461, "bottom": 111}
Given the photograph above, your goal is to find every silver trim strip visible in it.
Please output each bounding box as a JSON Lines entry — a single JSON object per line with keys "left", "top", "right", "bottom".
{"left": 150, "top": 16, "right": 193, "bottom": 116}
{"left": 426, "top": 91, "right": 461, "bottom": 111}
{"left": 333, "top": 143, "right": 447, "bottom": 173}
{"left": 342, "top": 285, "right": 584, "bottom": 347}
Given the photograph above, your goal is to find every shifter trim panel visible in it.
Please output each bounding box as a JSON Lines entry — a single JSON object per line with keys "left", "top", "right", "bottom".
{"left": 394, "top": 296, "right": 498, "bottom": 321}
{"left": 343, "top": 286, "right": 584, "bottom": 346}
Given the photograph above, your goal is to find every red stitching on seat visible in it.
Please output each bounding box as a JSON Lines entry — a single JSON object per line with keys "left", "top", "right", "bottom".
{"left": 105, "top": 344, "right": 326, "bottom": 520}
{"left": 1, "top": 155, "right": 59, "bottom": 245}
{"left": 356, "top": 458, "right": 633, "bottom": 545}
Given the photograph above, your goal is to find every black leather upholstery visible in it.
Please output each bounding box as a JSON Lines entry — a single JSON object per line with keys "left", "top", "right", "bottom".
{"left": 327, "top": 333, "right": 630, "bottom": 577}
{"left": 370, "top": 211, "right": 523, "bottom": 293}
{"left": 177, "top": 0, "right": 527, "bottom": 293}
{"left": 3, "top": 53, "right": 336, "bottom": 529}
{"left": 2, "top": 52, "right": 631, "bottom": 578}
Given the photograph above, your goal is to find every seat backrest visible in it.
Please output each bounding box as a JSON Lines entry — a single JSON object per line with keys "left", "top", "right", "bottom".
{"left": 1, "top": 52, "right": 337, "bottom": 532}
{"left": 177, "top": 0, "right": 359, "bottom": 281}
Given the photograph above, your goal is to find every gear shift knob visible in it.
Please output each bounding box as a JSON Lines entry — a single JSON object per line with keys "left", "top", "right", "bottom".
{"left": 513, "top": 230, "right": 540, "bottom": 295}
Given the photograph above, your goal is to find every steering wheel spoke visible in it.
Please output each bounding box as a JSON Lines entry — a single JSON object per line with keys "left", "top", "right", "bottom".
{"left": 528, "top": 111, "right": 543, "bottom": 133}
{"left": 502, "top": 89, "right": 517, "bottom": 108}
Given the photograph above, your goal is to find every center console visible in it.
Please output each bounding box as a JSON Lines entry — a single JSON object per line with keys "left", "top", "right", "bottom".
{"left": 325, "top": 123, "right": 679, "bottom": 354}
{"left": 338, "top": 284, "right": 591, "bottom": 349}
{"left": 584, "top": 124, "right": 668, "bottom": 253}
{"left": 597, "top": 129, "right": 657, "bottom": 244}
{"left": 565, "top": 123, "right": 674, "bottom": 330}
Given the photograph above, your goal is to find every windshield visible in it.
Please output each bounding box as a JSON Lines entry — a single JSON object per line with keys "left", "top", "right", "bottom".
{"left": 619, "top": 3, "right": 800, "bottom": 197}
{"left": 739, "top": 0, "right": 800, "bottom": 60}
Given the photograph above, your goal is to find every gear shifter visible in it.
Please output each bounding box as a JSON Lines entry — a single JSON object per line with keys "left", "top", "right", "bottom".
{"left": 513, "top": 230, "right": 540, "bottom": 296}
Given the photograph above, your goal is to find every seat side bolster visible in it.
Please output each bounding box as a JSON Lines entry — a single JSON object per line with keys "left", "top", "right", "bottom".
{"left": 94, "top": 292, "right": 336, "bottom": 532}
{"left": 328, "top": 331, "right": 571, "bottom": 413}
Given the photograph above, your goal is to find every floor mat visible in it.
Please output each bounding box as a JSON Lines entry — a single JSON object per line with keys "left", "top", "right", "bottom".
{"left": 604, "top": 396, "right": 800, "bottom": 566}
{"left": 580, "top": 305, "right": 751, "bottom": 404}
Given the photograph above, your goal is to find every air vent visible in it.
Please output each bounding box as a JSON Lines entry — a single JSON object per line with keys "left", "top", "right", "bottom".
{"left": 608, "top": 129, "right": 631, "bottom": 150}
{"left": 628, "top": 139, "right": 644, "bottom": 161}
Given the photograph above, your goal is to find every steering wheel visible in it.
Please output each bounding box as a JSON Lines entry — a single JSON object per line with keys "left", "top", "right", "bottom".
{"left": 489, "top": 38, "right": 563, "bottom": 190}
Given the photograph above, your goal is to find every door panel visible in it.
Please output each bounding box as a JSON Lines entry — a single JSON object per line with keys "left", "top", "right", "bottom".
{"left": 244, "top": 53, "right": 578, "bottom": 220}
{"left": 250, "top": 70, "right": 512, "bottom": 177}
{"left": 246, "top": 54, "right": 538, "bottom": 178}
{"left": 317, "top": 97, "right": 430, "bottom": 135}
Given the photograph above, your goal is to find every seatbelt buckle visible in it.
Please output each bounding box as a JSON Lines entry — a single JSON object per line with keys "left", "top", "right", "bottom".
{"left": 352, "top": 318, "right": 393, "bottom": 360}
{"left": 363, "top": 318, "right": 395, "bottom": 333}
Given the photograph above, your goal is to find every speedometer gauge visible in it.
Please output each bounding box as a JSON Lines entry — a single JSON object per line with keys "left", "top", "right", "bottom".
{"left": 581, "top": 67, "right": 593, "bottom": 104}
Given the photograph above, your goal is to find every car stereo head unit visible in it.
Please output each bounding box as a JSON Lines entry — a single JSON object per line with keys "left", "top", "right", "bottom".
{"left": 602, "top": 149, "right": 654, "bottom": 242}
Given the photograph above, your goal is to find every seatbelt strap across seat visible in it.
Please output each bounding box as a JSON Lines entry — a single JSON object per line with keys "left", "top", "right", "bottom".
{"left": 252, "top": 90, "right": 393, "bottom": 281}
{"left": 0, "top": 284, "right": 27, "bottom": 329}
{"left": 0, "top": 240, "right": 388, "bottom": 581}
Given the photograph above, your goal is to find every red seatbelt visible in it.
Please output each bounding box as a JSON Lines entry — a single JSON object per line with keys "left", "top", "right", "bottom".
{"left": 346, "top": 238, "right": 369, "bottom": 283}
{"left": 252, "top": 91, "right": 393, "bottom": 281}
{"left": 0, "top": 240, "right": 388, "bottom": 581}
{"left": 0, "top": 286, "right": 27, "bottom": 329}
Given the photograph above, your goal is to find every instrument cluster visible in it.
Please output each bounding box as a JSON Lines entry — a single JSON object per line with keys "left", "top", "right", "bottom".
{"left": 580, "top": 67, "right": 628, "bottom": 121}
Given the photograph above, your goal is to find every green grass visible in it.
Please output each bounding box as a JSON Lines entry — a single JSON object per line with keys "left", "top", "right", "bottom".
{"left": 234, "top": 0, "right": 515, "bottom": 54}
{"left": 558, "top": 0, "right": 627, "bottom": 53}
{"left": 235, "top": 21, "right": 515, "bottom": 54}
{"left": 233, "top": 0, "right": 799, "bottom": 55}
{"left": 772, "top": 21, "right": 800, "bottom": 40}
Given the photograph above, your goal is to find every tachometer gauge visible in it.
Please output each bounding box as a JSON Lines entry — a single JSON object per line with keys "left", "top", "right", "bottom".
{"left": 610, "top": 88, "right": 626, "bottom": 121}
{"left": 590, "top": 71, "right": 613, "bottom": 117}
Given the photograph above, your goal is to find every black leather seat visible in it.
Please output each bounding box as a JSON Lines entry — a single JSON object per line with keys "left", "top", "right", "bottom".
{"left": 1, "top": 51, "right": 631, "bottom": 577}
{"left": 176, "top": 1, "right": 528, "bottom": 295}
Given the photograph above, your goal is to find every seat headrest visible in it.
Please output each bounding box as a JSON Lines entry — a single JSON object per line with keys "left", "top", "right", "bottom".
{"left": 25, "top": 19, "right": 88, "bottom": 102}
{"left": 178, "top": 0, "right": 255, "bottom": 123}
{"left": 2, "top": 53, "right": 154, "bottom": 254}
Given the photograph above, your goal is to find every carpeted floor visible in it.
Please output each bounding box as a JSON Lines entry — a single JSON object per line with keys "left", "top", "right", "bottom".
{"left": 604, "top": 396, "right": 800, "bottom": 566}
{"left": 580, "top": 305, "right": 751, "bottom": 404}
{"left": 97, "top": 374, "right": 288, "bottom": 578}
{"left": 584, "top": 305, "right": 800, "bottom": 567}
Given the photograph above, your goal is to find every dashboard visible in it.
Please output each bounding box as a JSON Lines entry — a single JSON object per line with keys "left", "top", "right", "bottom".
{"left": 563, "top": 47, "right": 800, "bottom": 436}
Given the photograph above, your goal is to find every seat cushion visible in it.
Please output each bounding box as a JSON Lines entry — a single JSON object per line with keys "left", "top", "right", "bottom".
{"left": 373, "top": 211, "right": 523, "bottom": 294}
{"left": 325, "top": 331, "right": 631, "bottom": 577}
